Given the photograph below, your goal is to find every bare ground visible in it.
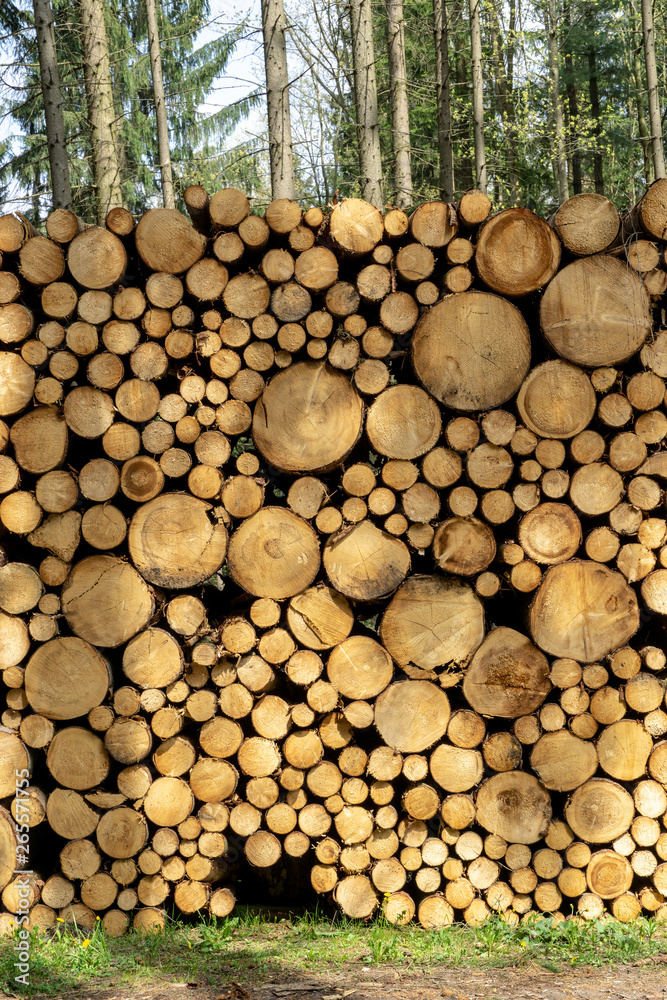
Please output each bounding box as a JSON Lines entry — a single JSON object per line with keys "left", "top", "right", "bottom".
{"left": 13, "top": 959, "right": 667, "bottom": 1000}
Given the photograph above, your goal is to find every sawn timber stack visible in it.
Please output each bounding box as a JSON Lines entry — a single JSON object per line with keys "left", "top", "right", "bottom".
{"left": 1, "top": 185, "right": 667, "bottom": 931}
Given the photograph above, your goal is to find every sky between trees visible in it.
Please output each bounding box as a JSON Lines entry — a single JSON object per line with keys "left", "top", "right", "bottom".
{"left": 0, "top": 0, "right": 665, "bottom": 222}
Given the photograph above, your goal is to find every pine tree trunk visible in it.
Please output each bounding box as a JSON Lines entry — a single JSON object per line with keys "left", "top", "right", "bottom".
{"left": 642, "top": 0, "right": 666, "bottom": 180}
{"left": 32, "top": 0, "right": 72, "bottom": 210}
{"left": 631, "top": 0, "right": 652, "bottom": 184}
{"left": 587, "top": 44, "right": 604, "bottom": 194}
{"left": 350, "top": 0, "right": 384, "bottom": 207}
{"left": 433, "top": 0, "right": 454, "bottom": 201}
{"left": 385, "top": 0, "right": 412, "bottom": 208}
{"left": 468, "top": 0, "right": 486, "bottom": 191}
{"left": 562, "top": 0, "right": 581, "bottom": 195}
{"left": 449, "top": 1, "right": 472, "bottom": 190}
{"left": 79, "top": 0, "right": 124, "bottom": 224}
{"left": 545, "top": 0, "right": 569, "bottom": 203}
{"left": 505, "top": 0, "right": 520, "bottom": 204}
{"left": 488, "top": 0, "right": 518, "bottom": 204}
{"left": 261, "top": 0, "right": 296, "bottom": 199}
{"left": 145, "top": 0, "right": 175, "bottom": 209}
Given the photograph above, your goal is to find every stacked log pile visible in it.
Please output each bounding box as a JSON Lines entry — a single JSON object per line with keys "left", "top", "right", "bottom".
{"left": 2, "top": 184, "right": 667, "bottom": 933}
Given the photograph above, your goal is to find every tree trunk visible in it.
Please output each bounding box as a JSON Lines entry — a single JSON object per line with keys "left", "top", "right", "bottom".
{"left": 642, "top": 0, "right": 666, "bottom": 179}
{"left": 434, "top": 0, "right": 454, "bottom": 200}
{"left": 468, "top": 0, "right": 486, "bottom": 191}
{"left": 587, "top": 42, "right": 604, "bottom": 194}
{"left": 562, "top": 0, "right": 581, "bottom": 195}
{"left": 261, "top": 0, "right": 295, "bottom": 199}
{"left": 79, "top": 0, "right": 124, "bottom": 224}
{"left": 545, "top": 0, "right": 569, "bottom": 203}
{"left": 630, "top": 0, "right": 652, "bottom": 184}
{"left": 488, "top": 0, "right": 519, "bottom": 205}
{"left": 386, "top": 0, "right": 412, "bottom": 208}
{"left": 145, "top": 0, "right": 175, "bottom": 209}
{"left": 32, "top": 0, "right": 72, "bottom": 210}
{"left": 350, "top": 0, "right": 384, "bottom": 207}
{"left": 505, "top": 0, "right": 520, "bottom": 203}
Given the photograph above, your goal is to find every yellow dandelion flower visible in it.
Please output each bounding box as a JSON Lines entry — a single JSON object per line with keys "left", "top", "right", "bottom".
{"left": 81, "top": 938, "right": 91, "bottom": 948}
{"left": 56, "top": 918, "right": 65, "bottom": 923}
{"left": 96, "top": 916, "right": 101, "bottom": 921}
{"left": 520, "top": 941, "right": 527, "bottom": 947}
{"left": 187, "top": 939, "right": 192, "bottom": 949}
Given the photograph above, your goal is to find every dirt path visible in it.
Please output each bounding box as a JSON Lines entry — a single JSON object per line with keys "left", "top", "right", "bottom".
{"left": 18, "top": 959, "right": 667, "bottom": 1000}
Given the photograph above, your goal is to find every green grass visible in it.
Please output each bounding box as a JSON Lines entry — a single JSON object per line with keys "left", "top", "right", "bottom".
{"left": 0, "top": 908, "right": 666, "bottom": 997}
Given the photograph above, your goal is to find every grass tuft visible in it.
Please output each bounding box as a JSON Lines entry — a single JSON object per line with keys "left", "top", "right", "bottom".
{"left": 0, "top": 908, "right": 665, "bottom": 997}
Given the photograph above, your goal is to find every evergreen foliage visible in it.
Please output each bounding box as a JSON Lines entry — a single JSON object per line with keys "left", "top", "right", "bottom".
{"left": 0, "top": 0, "right": 259, "bottom": 219}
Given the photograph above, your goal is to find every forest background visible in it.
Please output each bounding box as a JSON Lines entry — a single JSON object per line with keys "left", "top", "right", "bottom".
{"left": 0, "top": 0, "right": 665, "bottom": 226}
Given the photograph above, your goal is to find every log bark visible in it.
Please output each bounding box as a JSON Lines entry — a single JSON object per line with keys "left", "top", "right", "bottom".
{"left": 261, "top": 0, "right": 295, "bottom": 197}
{"left": 468, "top": 0, "right": 486, "bottom": 191}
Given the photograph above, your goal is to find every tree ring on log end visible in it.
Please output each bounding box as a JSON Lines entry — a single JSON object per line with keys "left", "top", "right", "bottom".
{"left": 463, "top": 627, "right": 550, "bottom": 718}
{"left": 228, "top": 507, "right": 320, "bottom": 599}
{"left": 530, "top": 560, "right": 639, "bottom": 662}
{"left": 287, "top": 584, "right": 354, "bottom": 650}
{"left": 380, "top": 574, "right": 484, "bottom": 670}
{"left": 0, "top": 808, "right": 17, "bottom": 890}
{"left": 135, "top": 208, "right": 206, "bottom": 274}
{"left": 540, "top": 256, "right": 651, "bottom": 367}
{"left": 433, "top": 517, "right": 496, "bottom": 576}
{"left": 252, "top": 362, "right": 363, "bottom": 473}
{"left": 323, "top": 520, "right": 409, "bottom": 600}
{"left": 518, "top": 503, "right": 582, "bottom": 565}
{"left": 366, "top": 385, "right": 441, "bottom": 459}
{"left": 327, "top": 636, "right": 394, "bottom": 700}
{"left": 128, "top": 493, "right": 228, "bottom": 589}
{"left": 375, "top": 680, "right": 450, "bottom": 752}
{"left": 565, "top": 779, "right": 634, "bottom": 843}
{"left": 475, "top": 772, "right": 551, "bottom": 844}
{"left": 67, "top": 228, "right": 127, "bottom": 290}
{"left": 96, "top": 806, "right": 148, "bottom": 859}
{"left": 475, "top": 208, "right": 561, "bottom": 295}
{"left": 412, "top": 291, "right": 531, "bottom": 411}
{"left": 597, "top": 719, "right": 653, "bottom": 781}
{"left": 516, "top": 361, "right": 596, "bottom": 439}
{"left": 586, "top": 850, "right": 633, "bottom": 899}
{"left": 25, "top": 637, "right": 110, "bottom": 719}
{"left": 62, "top": 555, "right": 154, "bottom": 647}
{"left": 333, "top": 873, "right": 378, "bottom": 918}
{"left": 530, "top": 731, "right": 598, "bottom": 791}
